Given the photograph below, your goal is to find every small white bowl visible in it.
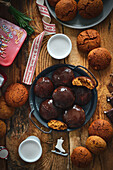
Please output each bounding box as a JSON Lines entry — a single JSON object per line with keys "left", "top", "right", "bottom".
{"left": 47, "top": 34, "right": 72, "bottom": 59}
{"left": 18, "top": 136, "right": 42, "bottom": 163}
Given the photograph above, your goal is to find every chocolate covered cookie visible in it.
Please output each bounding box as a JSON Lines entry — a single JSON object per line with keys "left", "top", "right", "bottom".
{"left": 52, "top": 67, "right": 74, "bottom": 87}
{"left": 63, "top": 105, "right": 85, "bottom": 128}
{"left": 55, "top": 0, "right": 77, "bottom": 21}
{"left": 52, "top": 86, "right": 75, "bottom": 109}
{"left": 77, "top": 29, "right": 101, "bottom": 52}
{"left": 34, "top": 77, "right": 54, "bottom": 98}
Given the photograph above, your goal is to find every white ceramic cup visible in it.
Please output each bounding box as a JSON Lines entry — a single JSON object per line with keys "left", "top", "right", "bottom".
{"left": 18, "top": 136, "right": 42, "bottom": 163}
{"left": 47, "top": 34, "right": 72, "bottom": 60}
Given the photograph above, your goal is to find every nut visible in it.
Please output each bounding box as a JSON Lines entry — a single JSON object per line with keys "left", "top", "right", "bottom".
{"left": 72, "top": 76, "right": 95, "bottom": 90}
{"left": 48, "top": 120, "right": 67, "bottom": 130}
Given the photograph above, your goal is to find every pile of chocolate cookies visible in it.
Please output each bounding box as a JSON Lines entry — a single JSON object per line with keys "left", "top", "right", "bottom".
{"left": 48, "top": 0, "right": 103, "bottom": 21}
{"left": 34, "top": 66, "right": 96, "bottom": 130}
{"left": 77, "top": 29, "right": 112, "bottom": 70}
{"left": 71, "top": 119, "right": 113, "bottom": 168}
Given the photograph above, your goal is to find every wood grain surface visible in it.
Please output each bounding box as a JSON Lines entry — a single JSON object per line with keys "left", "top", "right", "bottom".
{"left": 0, "top": 0, "right": 113, "bottom": 170}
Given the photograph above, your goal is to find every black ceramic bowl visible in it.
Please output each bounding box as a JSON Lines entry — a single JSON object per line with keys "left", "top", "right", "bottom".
{"left": 29, "top": 64, "right": 98, "bottom": 133}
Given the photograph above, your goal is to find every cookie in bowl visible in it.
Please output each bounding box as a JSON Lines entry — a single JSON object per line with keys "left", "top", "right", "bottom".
{"left": 55, "top": 0, "right": 77, "bottom": 21}
{"left": 52, "top": 86, "right": 75, "bottom": 109}
{"left": 63, "top": 105, "right": 85, "bottom": 128}
{"left": 52, "top": 67, "right": 74, "bottom": 87}
{"left": 34, "top": 77, "right": 54, "bottom": 98}
{"left": 39, "top": 99, "right": 62, "bottom": 121}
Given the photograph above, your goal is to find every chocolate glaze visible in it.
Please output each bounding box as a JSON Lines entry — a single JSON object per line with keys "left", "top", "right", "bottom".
{"left": 34, "top": 77, "right": 54, "bottom": 98}
{"left": 52, "top": 86, "right": 75, "bottom": 109}
{"left": 39, "top": 99, "right": 61, "bottom": 121}
{"left": 63, "top": 105, "right": 85, "bottom": 128}
{"left": 72, "top": 86, "right": 92, "bottom": 105}
{"left": 52, "top": 67, "right": 74, "bottom": 87}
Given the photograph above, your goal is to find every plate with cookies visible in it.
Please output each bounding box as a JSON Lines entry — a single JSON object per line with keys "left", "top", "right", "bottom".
{"left": 29, "top": 64, "right": 98, "bottom": 133}
{"left": 45, "top": 0, "right": 113, "bottom": 29}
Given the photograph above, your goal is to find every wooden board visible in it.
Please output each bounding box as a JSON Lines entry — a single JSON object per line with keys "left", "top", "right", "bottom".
{"left": 0, "top": 0, "right": 113, "bottom": 170}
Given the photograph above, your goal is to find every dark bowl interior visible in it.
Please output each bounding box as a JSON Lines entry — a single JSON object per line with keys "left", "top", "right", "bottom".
{"left": 29, "top": 64, "right": 97, "bottom": 132}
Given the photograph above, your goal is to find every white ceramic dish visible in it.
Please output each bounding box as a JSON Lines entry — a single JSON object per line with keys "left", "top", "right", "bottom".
{"left": 18, "top": 136, "right": 42, "bottom": 163}
{"left": 47, "top": 34, "right": 72, "bottom": 59}
{"left": 45, "top": 0, "right": 113, "bottom": 29}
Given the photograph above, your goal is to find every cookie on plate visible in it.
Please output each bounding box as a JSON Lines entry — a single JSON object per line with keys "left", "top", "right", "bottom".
{"left": 5, "top": 83, "right": 28, "bottom": 107}
{"left": 88, "top": 119, "right": 113, "bottom": 142}
{"left": 71, "top": 146, "right": 92, "bottom": 168}
{"left": 77, "top": 29, "right": 101, "bottom": 52}
{"left": 78, "top": 0, "right": 103, "bottom": 19}
{"left": 48, "top": 0, "right": 60, "bottom": 7}
{"left": 88, "top": 47, "right": 111, "bottom": 70}
{"left": 55, "top": 0, "right": 77, "bottom": 21}
{"left": 0, "top": 96, "right": 15, "bottom": 119}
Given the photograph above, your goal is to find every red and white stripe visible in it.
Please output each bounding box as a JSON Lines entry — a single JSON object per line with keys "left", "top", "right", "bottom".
{"left": 23, "top": 0, "right": 56, "bottom": 85}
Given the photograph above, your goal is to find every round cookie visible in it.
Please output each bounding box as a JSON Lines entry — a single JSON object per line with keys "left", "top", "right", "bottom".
{"left": 86, "top": 136, "right": 107, "bottom": 154}
{"left": 88, "top": 48, "right": 111, "bottom": 70}
{"left": 0, "top": 96, "right": 15, "bottom": 119}
{"left": 63, "top": 105, "right": 85, "bottom": 128}
{"left": 34, "top": 77, "right": 54, "bottom": 98}
{"left": 77, "top": 29, "right": 101, "bottom": 52}
{"left": 71, "top": 146, "right": 92, "bottom": 168}
{"left": 55, "top": 0, "right": 77, "bottom": 21}
{"left": 48, "top": 0, "right": 60, "bottom": 7}
{"left": 52, "top": 86, "right": 75, "bottom": 109}
{"left": 52, "top": 67, "right": 74, "bottom": 87}
{"left": 88, "top": 119, "right": 113, "bottom": 142}
{"left": 78, "top": 0, "right": 103, "bottom": 19}
{"left": 39, "top": 99, "right": 61, "bottom": 121}
{"left": 5, "top": 83, "right": 28, "bottom": 107}
{"left": 0, "top": 120, "right": 6, "bottom": 137}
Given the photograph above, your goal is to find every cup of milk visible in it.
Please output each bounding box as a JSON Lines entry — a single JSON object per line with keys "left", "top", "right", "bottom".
{"left": 18, "top": 136, "right": 42, "bottom": 163}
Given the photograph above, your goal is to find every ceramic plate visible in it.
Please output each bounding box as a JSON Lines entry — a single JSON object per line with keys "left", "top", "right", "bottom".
{"left": 29, "top": 64, "right": 98, "bottom": 132}
{"left": 45, "top": 0, "right": 113, "bottom": 29}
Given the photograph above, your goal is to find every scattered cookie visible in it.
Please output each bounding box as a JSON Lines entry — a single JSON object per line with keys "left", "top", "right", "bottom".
{"left": 88, "top": 119, "right": 113, "bottom": 142}
{"left": 0, "top": 120, "right": 6, "bottom": 137}
{"left": 0, "top": 96, "right": 15, "bottom": 119}
{"left": 78, "top": 0, "right": 103, "bottom": 19}
{"left": 72, "top": 76, "right": 95, "bottom": 90}
{"left": 48, "top": 0, "right": 60, "bottom": 7}
{"left": 71, "top": 146, "right": 92, "bottom": 168}
{"left": 48, "top": 120, "right": 67, "bottom": 130}
{"left": 77, "top": 29, "right": 101, "bottom": 52}
{"left": 55, "top": 0, "right": 77, "bottom": 21}
{"left": 88, "top": 47, "right": 111, "bottom": 70}
{"left": 5, "top": 83, "right": 28, "bottom": 107}
{"left": 86, "top": 136, "right": 107, "bottom": 154}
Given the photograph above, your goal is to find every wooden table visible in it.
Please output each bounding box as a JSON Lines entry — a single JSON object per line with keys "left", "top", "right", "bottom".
{"left": 0, "top": 1, "right": 113, "bottom": 170}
